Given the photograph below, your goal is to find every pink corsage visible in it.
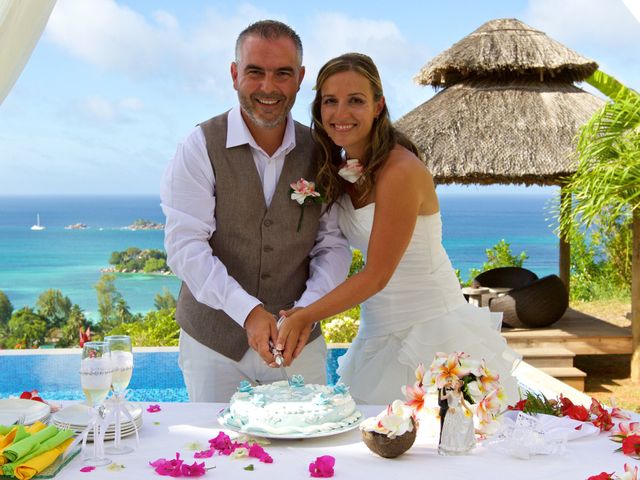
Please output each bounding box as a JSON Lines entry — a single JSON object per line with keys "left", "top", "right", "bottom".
{"left": 337, "top": 159, "right": 363, "bottom": 183}
{"left": 289, "top": 178, "right": 323, "bottom": 232}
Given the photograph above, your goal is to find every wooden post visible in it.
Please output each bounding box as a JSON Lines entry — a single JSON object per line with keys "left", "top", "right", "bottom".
{"left": 559, "top": 188, "right": 571, "bottom": 294}
{"left": 631, "top": 208, "right": 640, "bottom": 383}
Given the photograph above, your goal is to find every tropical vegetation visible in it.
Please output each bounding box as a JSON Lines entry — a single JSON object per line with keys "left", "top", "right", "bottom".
{"left": 557, "top": 69, "right": 639, "bottom": 381}
{"left": 108, "top": 247, "right": 170, "bottom": 274}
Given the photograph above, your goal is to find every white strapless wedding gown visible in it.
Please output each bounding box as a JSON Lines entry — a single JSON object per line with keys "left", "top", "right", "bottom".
{"left": 336, "top": 197, "right": 521, "bottom": 405}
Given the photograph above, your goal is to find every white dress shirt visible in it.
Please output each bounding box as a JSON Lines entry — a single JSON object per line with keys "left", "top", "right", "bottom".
{"left": 161, "top": 106, "right": 351, "bottom": 327}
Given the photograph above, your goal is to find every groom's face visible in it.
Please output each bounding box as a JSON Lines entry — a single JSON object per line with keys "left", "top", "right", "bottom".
{"left": 231, "top": 35, "right": 305, "bottom": 130}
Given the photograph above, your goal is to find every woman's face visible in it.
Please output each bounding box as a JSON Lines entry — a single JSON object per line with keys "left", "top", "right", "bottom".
{"left": 319, "top": 70, "right": 384, "bottom": 160}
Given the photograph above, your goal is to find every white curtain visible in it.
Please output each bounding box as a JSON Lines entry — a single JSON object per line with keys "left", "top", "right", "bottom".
{"left": 0, "top": 0, "right": 57, "bottom": 105}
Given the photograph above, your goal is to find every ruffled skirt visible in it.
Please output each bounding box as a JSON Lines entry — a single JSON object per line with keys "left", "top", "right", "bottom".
{"left": 336, "top": 302, "right": 521, "bottom": 405}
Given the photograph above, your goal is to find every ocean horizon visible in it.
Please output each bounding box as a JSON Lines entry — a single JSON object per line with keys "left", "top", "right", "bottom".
{"left": 0, "top": 192, "right": 560, "bottom": 320}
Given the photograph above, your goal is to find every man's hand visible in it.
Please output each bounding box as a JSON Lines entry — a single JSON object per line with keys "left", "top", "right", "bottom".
{"left": 275, "top": 309, "right": 313, "bottom": 366}
{"left": 244, "top": 305, "right": 277, "bottom": 364}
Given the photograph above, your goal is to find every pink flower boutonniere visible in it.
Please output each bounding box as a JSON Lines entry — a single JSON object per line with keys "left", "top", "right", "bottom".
{"left": 290, "top": 178, "right": 323, "bottom": 232}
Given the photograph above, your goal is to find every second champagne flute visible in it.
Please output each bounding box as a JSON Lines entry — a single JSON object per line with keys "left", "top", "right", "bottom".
{"left": 105, "top": 335, "right": 134, "bottom": 455}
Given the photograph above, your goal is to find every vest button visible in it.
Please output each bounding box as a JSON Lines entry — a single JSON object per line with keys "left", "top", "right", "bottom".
{"left": 261, "top": 273, "right": 271, "bottom": 280}
{"left": 263, "top": 245, "right": 273, "bottom": 253}
{"left": 263, "top": 219, "right": 273, "bottom": 227}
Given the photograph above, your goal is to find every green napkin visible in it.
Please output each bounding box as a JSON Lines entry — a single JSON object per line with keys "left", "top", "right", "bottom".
{"left": 2, "top": 429, "right": 74, "bottom": 477}
{"left": 2, "top": 426, "right": 57, "bottom": 463}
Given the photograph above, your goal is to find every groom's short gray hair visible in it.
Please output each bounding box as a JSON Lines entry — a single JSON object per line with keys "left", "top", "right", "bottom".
{"left": 235, "top": 20, "right": 303, "bottom": 66}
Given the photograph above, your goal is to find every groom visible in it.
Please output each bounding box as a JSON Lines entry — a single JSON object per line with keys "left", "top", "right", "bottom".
{"left": 160, "top": 20, "right": 350, "bottom": 402}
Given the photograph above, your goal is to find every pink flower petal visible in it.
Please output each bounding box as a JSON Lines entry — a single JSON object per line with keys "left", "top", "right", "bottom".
{"left": 147, "top": 404, "right": 162, "bottom": 413}
{"left": 194, "top": 449, "right": 214, "bottom": 459}
{"left": 80, "top": 466, "right": 96, "bottom": 473}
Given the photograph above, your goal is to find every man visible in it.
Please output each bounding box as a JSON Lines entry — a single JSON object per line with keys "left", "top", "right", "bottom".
{"left": 160, "top": 20, "right": 351, "bottom": 402}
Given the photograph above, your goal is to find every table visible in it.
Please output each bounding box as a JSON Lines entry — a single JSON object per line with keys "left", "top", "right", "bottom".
{"left": 461, "top": 287, "right": 490, "bottom": 306}
{"left": 54, "top": 402, "right": 639, "bottom": 480}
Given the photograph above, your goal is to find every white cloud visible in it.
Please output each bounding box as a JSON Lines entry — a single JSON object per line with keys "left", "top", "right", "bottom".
{"left": 523, "top": 0, "right": 640, "bottom": 47}
{"left": 302, "top": 12, "right": 432, "bottom": 118}
{"left": 120, "top": 97, "right": 143, "bottom": 111}
{"left": 46, "top": 0, "right": 181, "bottom": 77}
{"left": 77, "top": 95, "right": 143, "bottom": 121}
{"left": 82, "top": 95, "right": 116, "bottom": 121}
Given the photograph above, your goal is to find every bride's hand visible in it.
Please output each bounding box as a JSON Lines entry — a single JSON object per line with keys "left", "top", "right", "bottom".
{"left": 275, "top": 310, "right": 313, "bottom": 366}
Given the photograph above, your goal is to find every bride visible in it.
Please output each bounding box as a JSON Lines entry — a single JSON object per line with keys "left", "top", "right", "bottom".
{"left": 276, "top": 52, "right": 520, "bottom": 405}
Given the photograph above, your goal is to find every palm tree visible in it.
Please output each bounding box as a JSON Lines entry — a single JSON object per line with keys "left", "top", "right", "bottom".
{"left": 559, "top": 70, "right": 640, "bottom": 381}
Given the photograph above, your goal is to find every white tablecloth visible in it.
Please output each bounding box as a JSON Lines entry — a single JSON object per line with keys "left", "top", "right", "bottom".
{"left": 53, "top": 402, "right": 639, "bottom": 480}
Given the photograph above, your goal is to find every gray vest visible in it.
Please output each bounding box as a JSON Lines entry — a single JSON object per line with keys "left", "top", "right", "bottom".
{"left": 175, "top": 112, "right": 323, "bottom": 361}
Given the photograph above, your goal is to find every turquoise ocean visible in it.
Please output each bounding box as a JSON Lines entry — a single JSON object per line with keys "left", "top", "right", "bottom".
{"left": 0, "top": 193, "right": 559, "bottom": 321}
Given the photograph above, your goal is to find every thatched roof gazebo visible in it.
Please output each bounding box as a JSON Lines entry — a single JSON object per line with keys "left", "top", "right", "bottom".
{"left": 395, "top": 18, "right": 605, "bottom": 289}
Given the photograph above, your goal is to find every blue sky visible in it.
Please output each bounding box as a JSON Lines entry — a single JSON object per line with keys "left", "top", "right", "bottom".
{"left": 1, "top": 0, "right": 639, "bottom": 195}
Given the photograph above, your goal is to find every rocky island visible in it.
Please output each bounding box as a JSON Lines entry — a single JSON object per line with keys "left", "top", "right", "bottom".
{"left": 65, "top": 223, "right": 88, "bottom": 230}
{"left": 125, "top": 219, "right": 164, "bottom": 230}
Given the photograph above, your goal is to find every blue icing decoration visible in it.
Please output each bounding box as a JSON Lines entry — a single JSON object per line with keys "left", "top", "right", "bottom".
{"left": 251, "top": 394, "right": 266, "bottom": 407}
{"left": 332, "top": 383, "right": 348, "bottom": 395}
{"left": 313, "top": 393, "right": 330, "bottom": 405}
{"left": 290, "top": 375, "right": 305, "bottom": 388}
{"left": 237, "top": 380, "right": 253, "bottom": 394}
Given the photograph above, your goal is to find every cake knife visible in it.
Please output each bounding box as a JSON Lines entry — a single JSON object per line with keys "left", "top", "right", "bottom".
{"left": 270, "top": 315, "right": 291, "bottom": 385}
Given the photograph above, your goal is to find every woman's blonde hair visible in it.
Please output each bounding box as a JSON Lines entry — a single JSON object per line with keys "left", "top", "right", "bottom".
{"left": 311, "top": 52, "right": 420, "bottom": 206}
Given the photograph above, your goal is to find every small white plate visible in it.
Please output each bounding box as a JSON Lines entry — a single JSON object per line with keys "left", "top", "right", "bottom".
{"left": 217, "top": 408, "right": 363, "bottom": 439}
{"left": 0, "top": 399, "right": 51, "bottom": 425}
{"left": 52, "top": 403, "right": 142, "bottom": 428}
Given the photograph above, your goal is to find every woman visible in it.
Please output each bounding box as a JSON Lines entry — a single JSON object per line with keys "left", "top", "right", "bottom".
{"left": 276, "top": 53, "right": 520, "bottom": 404}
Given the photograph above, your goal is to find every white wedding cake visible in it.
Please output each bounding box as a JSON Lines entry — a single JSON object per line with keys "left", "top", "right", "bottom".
{"left": 220, "top": 375, "right": 361, "bottom": 436}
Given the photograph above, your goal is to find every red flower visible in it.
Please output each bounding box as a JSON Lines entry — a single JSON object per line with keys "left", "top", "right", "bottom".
{"left": 19, "top": 390, "right": 44, "bottom": 403}
{"left": 590, "top": 398, "right": 614, "bottom": 432}
{"left": 507, "top": 399, "right": 527, "bottom": 411}
{"left": 621, "top": 434, "right": 640, "bottom": 458}
{"left": 586, "top": 473, "right": 613, "bottom": 480}
{"left": 248, "top": 444, "right": 273, "bottom": 463}
{"left": 79, "top": 327, "right": 91, "bottom": 347}
{"left": 565, "top": 404, "right": 590, "bottom": 422}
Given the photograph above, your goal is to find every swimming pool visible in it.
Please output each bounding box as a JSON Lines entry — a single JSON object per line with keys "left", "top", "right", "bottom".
{"left": 0, "top": 347, "right": 347, "bottom": 402}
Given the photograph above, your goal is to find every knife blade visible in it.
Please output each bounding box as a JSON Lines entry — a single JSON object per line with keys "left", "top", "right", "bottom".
{"left": 270, "top": 315, "right": 290, "bottom": 385}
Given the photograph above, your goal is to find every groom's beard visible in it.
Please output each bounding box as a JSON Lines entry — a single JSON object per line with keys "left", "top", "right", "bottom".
{"left": 238, "top": 92, "right": 295, "bottom": 129}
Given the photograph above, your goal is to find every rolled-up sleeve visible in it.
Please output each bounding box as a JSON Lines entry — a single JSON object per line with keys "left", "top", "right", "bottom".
{"left": 160, "top": 127, "right": 260, "bottom": 326}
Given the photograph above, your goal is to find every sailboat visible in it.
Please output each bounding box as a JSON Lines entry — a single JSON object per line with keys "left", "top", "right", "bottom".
{"left": 30, "top": 214, "right": 46, "bottom": 231}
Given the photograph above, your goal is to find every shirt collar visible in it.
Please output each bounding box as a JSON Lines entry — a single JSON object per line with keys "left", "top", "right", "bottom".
{"left": 226, "top": 105, "right": 296, "bottom": 157}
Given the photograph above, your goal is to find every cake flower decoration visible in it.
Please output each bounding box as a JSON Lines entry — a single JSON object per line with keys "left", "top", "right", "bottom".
{"left": 332, "top": 383, "right": 348, "bottom": 395}
{"left": 289, "top": 179, "right": 323, "bottom": 232}
{"left": 237, "top": 380, "right": 254, "bottom": 394}
{"left": 289, "top": 374, "right": 305, "bottom": 388}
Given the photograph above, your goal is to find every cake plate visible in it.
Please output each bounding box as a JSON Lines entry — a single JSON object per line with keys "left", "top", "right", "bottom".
{"left": 217, "top": 408, "right": 363, "bottom": 440}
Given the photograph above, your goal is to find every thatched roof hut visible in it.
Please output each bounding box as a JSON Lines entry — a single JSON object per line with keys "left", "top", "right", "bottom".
{"left": 396, "top": 18, "right": 604, "bottom": 187}
{"left": 415, "top": 18, "right": 598, "bottom": 87}
{"left": 395, "top": 18, "right": 605, "bottom": 288}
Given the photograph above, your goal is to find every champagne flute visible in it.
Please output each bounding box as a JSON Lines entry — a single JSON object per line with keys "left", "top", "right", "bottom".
{"left": 104, "top": 335, "right": 134, "bottom": 455}
{"left": 80, "top": 341, "right": 112, "bottom": 467}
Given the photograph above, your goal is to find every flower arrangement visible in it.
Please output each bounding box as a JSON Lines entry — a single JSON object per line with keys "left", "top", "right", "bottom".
{"left": 421, "top": 351, "right": 506, "bottom": 433}
{"left": 508, "top": 392, "right": 630, "bottom": 433}
{"left": 289, "top": 178, "right": 323, "bottom": 232}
